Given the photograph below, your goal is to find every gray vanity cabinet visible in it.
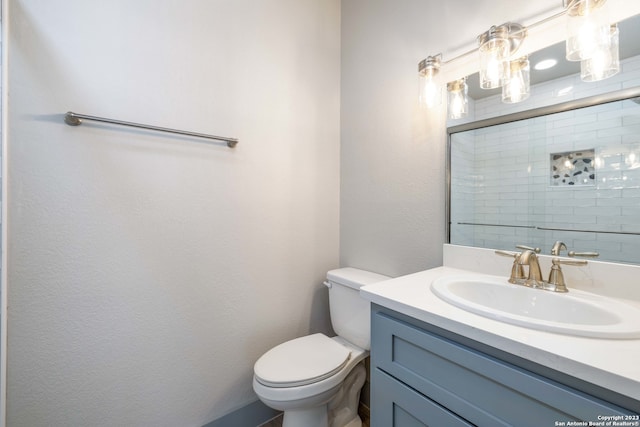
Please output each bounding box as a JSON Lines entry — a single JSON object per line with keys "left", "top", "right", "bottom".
{"left": 370, "top": 305, "right": 638, "bottom": 427}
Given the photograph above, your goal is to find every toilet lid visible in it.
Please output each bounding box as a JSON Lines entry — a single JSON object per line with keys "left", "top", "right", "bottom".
{"left": 254, "top": 333, "right": 351, "bottom": 388}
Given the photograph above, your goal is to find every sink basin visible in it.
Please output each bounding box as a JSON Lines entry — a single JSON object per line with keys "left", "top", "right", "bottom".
{"left": 431, "top": 275, "right": 640, "bottom": 339}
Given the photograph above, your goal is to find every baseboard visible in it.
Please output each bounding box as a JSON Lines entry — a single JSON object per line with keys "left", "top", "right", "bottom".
{"left": 251, "top": 402, "right": 370, "bottom": 427}
{"left": 204, "top": 397, "right": 370, "bottom": 427}
{"left": 203, "top": 400, "right": 280, "bottom": 427}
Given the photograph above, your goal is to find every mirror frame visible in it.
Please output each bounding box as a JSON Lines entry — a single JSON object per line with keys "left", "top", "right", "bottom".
{"left": 446, "top": 85, "right": 640, "bottom": 250}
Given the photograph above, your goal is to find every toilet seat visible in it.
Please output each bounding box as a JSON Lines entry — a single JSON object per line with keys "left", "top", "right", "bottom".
{"left": 254, "top": 333, "right": 351, "bottom": 388}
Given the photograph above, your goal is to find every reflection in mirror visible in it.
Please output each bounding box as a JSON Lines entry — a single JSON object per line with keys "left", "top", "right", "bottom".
{"left": 447, "top": 15, "right": 640, "bottom": 265}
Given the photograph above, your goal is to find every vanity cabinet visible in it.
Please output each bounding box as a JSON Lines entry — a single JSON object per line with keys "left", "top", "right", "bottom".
{"left": 370, "top": 305, "right": 638, "bottom": 427}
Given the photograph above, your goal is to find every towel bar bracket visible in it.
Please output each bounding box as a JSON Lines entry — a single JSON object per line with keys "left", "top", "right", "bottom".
{"left": 64, "top": 114, "right": 82, "bottom": 126}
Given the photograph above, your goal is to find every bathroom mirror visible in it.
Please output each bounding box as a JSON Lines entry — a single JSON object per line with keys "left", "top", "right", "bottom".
{"left": 447, "top": 14, "right": 640, "bottom": 265}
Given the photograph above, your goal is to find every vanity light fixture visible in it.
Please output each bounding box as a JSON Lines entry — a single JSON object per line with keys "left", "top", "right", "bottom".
{"left": 418, "top": 55, "right": 442, "bottom": 108}
{"left": 447, "top": 78, "right": 468, "bottom": 120}
{"left": 502, "top": 56, "right": 530, "bottom": 104}
{"left": 418, "top": 0, "right": 620, "bottom": 119}
{"left": 580, "top": 24, "right": 619, "bottom": 82}
{"left": 565, "top": 0, "right": 611, "bottom": 61}
{"left": 478, "top": 25, "right": 510, "bottom": 89}
{"left": 477, "top": 23, "right": 527, "bottom": 89}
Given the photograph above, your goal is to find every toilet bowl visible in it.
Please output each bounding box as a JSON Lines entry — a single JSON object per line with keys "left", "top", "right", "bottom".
{"left": 253, "top": 335, "right": 367, "bottom": 427}
{"left": 253, "top": 268, "right": 390, "bottom": 427}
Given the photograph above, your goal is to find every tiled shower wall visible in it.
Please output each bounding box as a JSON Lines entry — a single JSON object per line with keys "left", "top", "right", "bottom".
{"left": 451, "top": 54, "right": 640, "bottom": 264}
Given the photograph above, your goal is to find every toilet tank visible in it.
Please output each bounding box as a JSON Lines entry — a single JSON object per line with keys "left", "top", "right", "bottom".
{"left": 325, "top": 268, "right": 390, "bottom": 350}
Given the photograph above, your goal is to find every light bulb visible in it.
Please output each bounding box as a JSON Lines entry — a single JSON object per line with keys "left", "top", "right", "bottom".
{"left": 504, "top": 79, "right": 524, "bottom": 103}
{"left": 566, "top": 0, "right": 610, "bottom": 61}
{"left": 478, "top": 26, "right": 510, "bottom": 89}
{"left": 580, "top": 24, "right": 619, "bottom": 82}
{"left": 421, "top": 79, "right": 440, "bottom": 108}
{"left": 485, "top": 57, "right": 503, "bottom": 87}
{"left": 418, "top": 56, "right": 442, "bottom": 108}
{"left": 447, "top": 79, "right": 468, "bottom": 120}
{"left": 502, "top": 57, "right": 530, "bottom": 104}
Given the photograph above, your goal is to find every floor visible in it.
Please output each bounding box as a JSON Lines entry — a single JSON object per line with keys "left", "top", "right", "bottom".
{"left": 258, "top": 415, "right": 282, "bottom": 427}
{"left": 258, "top": 404, "right": 370, "bottom": 427}
{"left": 360, "top": 404, "right": 371, "bottom": 426}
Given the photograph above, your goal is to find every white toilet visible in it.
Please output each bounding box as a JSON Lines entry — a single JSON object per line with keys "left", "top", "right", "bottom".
{"left": 253, "top": 267, "right": 389, "bottom": 427}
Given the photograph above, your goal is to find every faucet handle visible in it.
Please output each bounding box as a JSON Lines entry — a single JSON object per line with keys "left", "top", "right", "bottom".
{"left": 568, "top": 250, "right": 599, "bottom": 258}
{"left": 494, "top": 250, "right": 526, "bottom": 283}
{"left": 495, "top": 250, "right": 519, "bottom": 258}
{"left": 553, "top": 258, "right": 588, "bottom": 266}
{"left": 516, "top": 244, "right": 541, "bottom": 253}
{"left": 547, "top": 258, "right": 588, "bottom": 293}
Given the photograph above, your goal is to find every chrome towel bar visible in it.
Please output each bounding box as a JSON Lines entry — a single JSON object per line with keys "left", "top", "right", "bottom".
{"left": 64, "top": 111, "right": 238, "bottom": 148}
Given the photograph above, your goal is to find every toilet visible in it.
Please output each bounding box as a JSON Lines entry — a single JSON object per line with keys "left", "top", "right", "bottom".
{"left": 253, "top": 267, "right": 390, "bottom": 427}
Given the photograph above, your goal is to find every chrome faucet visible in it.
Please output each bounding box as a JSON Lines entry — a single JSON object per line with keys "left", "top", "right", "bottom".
{"left": 517, "top": 250, "right": 544, "bottom": 288}
{"left": 495, "top": 248, "right": 543, "bottom": 287}
{"left": 496, "top": 243, "right": 595, "bottom": 293}
{"left": 551, "top": 241, "right": 567, "bottom": 256}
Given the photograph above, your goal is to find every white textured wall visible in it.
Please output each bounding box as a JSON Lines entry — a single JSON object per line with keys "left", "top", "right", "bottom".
{"left": 339, "top": 0, "right": 561, "bottom": 277}
{"left": 7, "top": 1, "right": 340, "bottom": 426}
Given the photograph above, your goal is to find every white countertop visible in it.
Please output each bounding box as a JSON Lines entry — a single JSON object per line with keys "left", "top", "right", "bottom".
{"left": 361, "top": 265, "right": 640, "bottom": 402}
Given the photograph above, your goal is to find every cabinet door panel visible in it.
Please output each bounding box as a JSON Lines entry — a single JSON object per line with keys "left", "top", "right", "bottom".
{"left": 371, "top": 368, "right": 473, "bottom": 427}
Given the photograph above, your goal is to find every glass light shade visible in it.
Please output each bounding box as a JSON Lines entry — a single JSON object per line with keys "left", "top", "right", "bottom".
{"left": 478, "top": 26, "right": 510, "bottom": 89}
{"left": 447, "top": 79, "right": 468, "bottom": 120}
{"left": 502, "top": 57, "right": 530, "bottom": 104}
{"left": 566, "top": 0, "right": 610, "bottom": 61}
{"left": 580, "top": 24, "right": 619, "bottom": 82}
{"left": 418, "top": 57, "right": 442, "bottom": 108}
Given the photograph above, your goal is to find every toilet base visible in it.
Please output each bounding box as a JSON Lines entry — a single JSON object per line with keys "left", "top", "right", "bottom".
{"left": 282, "top": 410, "right": 362, "bottom": 427}
{"left": 328, "top": 362, "right": 366, "bottom": 427}
{"left": 343, "top": 418, "right": 362, "bottom": 427}
{"left": 282, "top": 406, "right": 329, "bottom": 427}
{"left": 268, "top": 361, "right": 367, "bottom": 427}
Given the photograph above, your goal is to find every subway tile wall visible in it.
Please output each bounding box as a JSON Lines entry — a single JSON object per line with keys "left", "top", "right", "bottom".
{"left": 450, "top": 55, "right": 640, "bottom": 264}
